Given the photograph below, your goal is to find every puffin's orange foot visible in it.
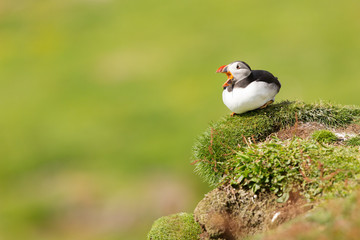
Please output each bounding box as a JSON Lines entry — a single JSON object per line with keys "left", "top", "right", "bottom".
{"left": 259, "top": 100, "right": 274, "bottom": 109}
{"left": 230, "top": 112, "right": 237, "bottom": 117}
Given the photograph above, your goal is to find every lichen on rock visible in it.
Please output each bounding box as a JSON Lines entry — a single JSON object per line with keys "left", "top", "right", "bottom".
{"left": 194, "top": 186, "right": 275, "bottom": 239}
{"left": 194, "top": 186, "right": 310, "bottom": 240}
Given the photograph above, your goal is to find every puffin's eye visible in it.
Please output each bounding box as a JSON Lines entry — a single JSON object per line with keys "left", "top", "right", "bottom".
{"left": 236, "top": 64, "right": 241, "bottom": 69}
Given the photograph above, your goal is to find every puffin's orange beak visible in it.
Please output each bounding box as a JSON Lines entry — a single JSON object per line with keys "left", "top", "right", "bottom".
{"left": 216, "top": 65, "right": 228, "bottom": 73}
{"left": 216, "top": 65, "right": 234, "bottom": 88}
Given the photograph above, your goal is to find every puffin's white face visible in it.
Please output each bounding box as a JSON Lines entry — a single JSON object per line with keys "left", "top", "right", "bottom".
{"left": 216, "top": 61, "right": 251, "bottom": 87}
{"left": 227, "top": 61, "right": 251, "bottom": 81}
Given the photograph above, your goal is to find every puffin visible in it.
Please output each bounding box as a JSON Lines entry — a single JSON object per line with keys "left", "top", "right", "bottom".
{"left": 216, "top": 61, "right": 281, "bottom": 115}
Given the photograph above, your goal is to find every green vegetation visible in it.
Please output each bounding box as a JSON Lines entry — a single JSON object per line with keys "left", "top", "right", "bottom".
{"left": 221, "top": 137, "right": 360, "bottom": 201}
{"left": 147, "top": 213, "right": 201, "bottom": 240}
{"left": 345, "top": 136, "right": 360, "bottom": 146}
{"left": 311, "top": 130, "right": 338, "bottom": 143}
{"left": 192, "top": 101, "right": 360, "bottom": 187}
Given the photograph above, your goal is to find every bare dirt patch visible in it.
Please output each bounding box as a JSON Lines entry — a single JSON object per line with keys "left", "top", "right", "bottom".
{"left": 269, "top": 122, "right": 360, "bottom": 142}
{"left": 269, "top": 122, "right": 326, "bottom": 141}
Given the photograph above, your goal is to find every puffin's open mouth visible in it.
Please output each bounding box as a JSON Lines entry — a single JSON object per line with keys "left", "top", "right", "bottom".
{"left": 216, "top": 65, "right": 234, "bottom": 87}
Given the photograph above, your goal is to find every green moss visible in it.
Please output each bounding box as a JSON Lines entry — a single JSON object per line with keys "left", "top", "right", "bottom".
{"left": 147, "top": 213, "right": 202, "bottom": 240}
{"left": 345, "top": 136, "right": 360, "bottom": 146}
{"left": 192, "top": 101, "right": 360, "bottom": 186}
{"left": 311, "top": 130, "right": 338, "bottom": 143}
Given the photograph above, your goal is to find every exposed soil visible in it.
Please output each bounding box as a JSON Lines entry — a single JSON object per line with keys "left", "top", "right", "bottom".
{"left": 336, "top": 123, "right": 360, "bottom": 137}
{"left": 271, "top": 122, "right": 326, "bottom": 140}
{"left": 269, "top": 122, "right": 360, "bottom": 142}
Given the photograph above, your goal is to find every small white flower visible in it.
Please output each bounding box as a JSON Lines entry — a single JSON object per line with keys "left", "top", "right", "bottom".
{"left": 271, "top": 212, "right": 281, "bottom": 223}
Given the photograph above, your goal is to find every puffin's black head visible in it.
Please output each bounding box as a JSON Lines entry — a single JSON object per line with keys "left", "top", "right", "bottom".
{"left": 216, "top": 61, "right": 252, "bottom": 87}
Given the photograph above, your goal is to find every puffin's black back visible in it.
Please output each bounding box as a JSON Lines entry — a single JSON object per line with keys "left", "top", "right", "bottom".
{"left": 252, "top": 70, "right": 281, "bottom": 88}
{"left": 232, "top": 70, "right": 281, "bottom": 90}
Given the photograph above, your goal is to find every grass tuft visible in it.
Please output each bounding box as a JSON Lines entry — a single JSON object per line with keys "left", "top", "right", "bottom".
{"left": 311, "top": 130, "right": 338, "bottom": 144}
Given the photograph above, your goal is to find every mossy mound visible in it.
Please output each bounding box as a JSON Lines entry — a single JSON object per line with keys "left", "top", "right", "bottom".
{"left": 192, "top": 101, "right": 360, "bottom": 187}
{"left": 148, "top": 101, "right": 360, "bottom": 240}
{"left": 147, "top": 212, "right": 202, "bottom": 240}
{"left": 190, "top": 101, "right": 360, "bottom": 239}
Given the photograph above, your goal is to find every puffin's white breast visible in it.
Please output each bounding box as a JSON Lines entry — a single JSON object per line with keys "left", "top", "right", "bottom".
{"left": 222, "top": 81, "right": 278, "bottom": 114}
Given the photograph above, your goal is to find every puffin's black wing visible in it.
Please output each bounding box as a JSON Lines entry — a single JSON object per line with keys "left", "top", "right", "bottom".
{"left": 252, "top": 70, "right": 281, "bottom": 89}
{"left": 233, "top": 70, "right": 281, "bottom": 90}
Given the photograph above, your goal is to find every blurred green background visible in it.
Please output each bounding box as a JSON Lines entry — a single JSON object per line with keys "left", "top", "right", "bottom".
{"left": 1, "top": 0, "right": 360, "bottom": 239}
